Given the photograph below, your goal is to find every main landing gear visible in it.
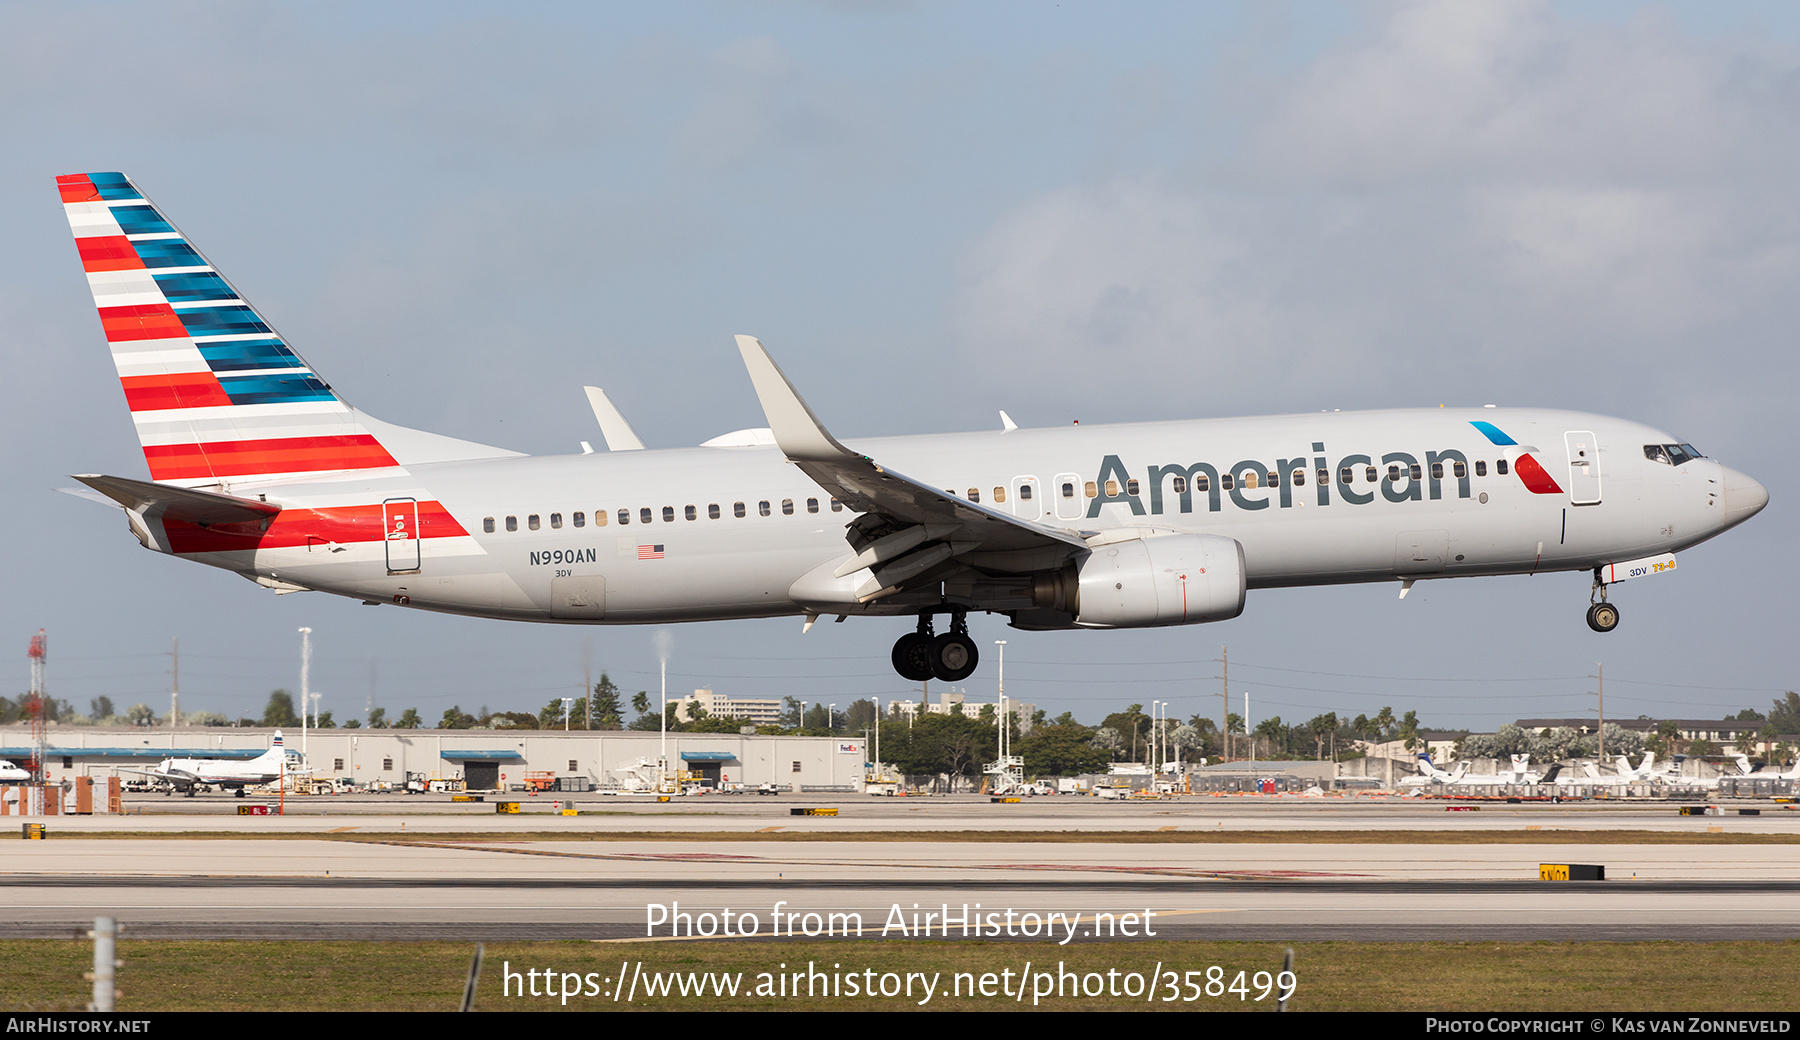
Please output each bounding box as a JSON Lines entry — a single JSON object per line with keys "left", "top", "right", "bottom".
{"left": 1586, "top": 569, "right": 1620, "bottom": 633}
{"left": 891, "top": 611, "right": 979, "bottom": 683}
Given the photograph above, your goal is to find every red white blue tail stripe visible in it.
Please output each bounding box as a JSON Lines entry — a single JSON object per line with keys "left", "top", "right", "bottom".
{"left": 58, "top": 172, "right": 402, "bottom": 489}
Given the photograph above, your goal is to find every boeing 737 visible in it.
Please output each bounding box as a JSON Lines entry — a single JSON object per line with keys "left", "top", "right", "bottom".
{"left": 55, "top": 173, "right": 1771, "bottom": 682}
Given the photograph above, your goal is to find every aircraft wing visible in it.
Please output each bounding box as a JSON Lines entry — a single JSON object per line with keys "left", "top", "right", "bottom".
{"left": 117, "top": 766, "right": 201, "bottom": 785}
{"left": 735, "top": 336, "right": 1088, "bottom": 598}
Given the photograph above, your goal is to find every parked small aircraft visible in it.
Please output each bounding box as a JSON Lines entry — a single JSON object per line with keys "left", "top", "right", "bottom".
{"left": 123, "top": 731, "right": 296, "bottom": 797}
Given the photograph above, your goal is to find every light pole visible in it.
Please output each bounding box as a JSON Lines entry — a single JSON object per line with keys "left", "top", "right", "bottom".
{"left": 1152, "top": 700, "right": 1162, "bottom": 775}
{"left": 659, "top": 658, "right": 667, "bottom": 793}
{"left": 995, "top": 640, "right": 1007, "bottom": 763}
{"left": 561, "top": 697, "right": 574, "bottom": 732}
{"left": 297, "top": 627, "right": 312, "bottom": 755}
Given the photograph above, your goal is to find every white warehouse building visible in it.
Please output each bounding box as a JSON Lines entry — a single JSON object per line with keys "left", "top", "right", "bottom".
{"left": 2, "top": 727, "right": 867, "bottom": 793}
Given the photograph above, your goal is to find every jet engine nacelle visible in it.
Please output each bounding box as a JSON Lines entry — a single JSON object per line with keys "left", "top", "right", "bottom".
{"left": 1070, "top": 533, "right": 1246, "bottom": 628}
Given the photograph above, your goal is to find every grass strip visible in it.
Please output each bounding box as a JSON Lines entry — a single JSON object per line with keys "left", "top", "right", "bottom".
{"left": 3, "top": 939, "right": 1795, "bottom": 1012}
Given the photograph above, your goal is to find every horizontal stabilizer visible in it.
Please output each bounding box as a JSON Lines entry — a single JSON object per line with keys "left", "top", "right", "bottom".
{"left": 72, "top": 473, "right": 281, "bottom": 527}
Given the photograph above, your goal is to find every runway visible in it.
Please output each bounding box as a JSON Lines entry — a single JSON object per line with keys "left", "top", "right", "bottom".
{"left": 9, "top": 794, "right": 1800, "bottom": 941}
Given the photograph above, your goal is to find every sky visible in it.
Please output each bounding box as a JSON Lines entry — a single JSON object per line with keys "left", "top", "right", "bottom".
{"left": 2, "top": 0, "right": 1796, "bottom": 734}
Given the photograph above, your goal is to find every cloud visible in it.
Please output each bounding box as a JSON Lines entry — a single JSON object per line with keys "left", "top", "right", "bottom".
{"left": 951, "top": 0, "right": 1800, "bottom": 427}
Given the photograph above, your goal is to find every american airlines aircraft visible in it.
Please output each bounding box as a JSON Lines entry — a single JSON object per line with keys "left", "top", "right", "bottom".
{"left": 56, "top": 172, "right": 1770, "bottom": 683}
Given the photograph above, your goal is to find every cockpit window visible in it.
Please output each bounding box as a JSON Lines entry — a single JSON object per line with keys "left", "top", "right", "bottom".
{"left": 1646, "top": 443, "right": 1705, "bottom": 466}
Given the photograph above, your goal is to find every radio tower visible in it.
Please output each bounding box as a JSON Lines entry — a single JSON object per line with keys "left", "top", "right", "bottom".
{"left": 26, "top": 630, "right": 47, "bottom": 784}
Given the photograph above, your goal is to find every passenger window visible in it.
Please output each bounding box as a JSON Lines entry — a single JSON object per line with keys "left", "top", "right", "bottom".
{"left": 759, "top": 500, "right": 771, "bottom": 517}
{"left": 1195, "top": 475, "right": 1209, "bottom": 492}
{"left": 708, "top": 504, "right": 720, "bottom": 519}
{"left": 1364, "top": 466, "right": 1377, "bottom": 482}
{"left": 1294, "top": 469, "right": 1306, "bottom": 486}
{"left": 640, "top": 508, "right": 653, "bottom": 524}
{"left": 684, "top": 505, "right": 696, "bottom": 521}
{"left": 618, "top": 509, "right": 629, "bottom": 525}
{"left": 1409, "top": 464, "right": 1422, "bottom": 481}
{"left": 967, "top": 489, "right": 979, "bottom": 503}
{"left": 1316, "top": 467, "right": 1329, "bottom": 485}
{"left": 1127, "top": 479, "right": 1141, "bottom": 496}
{"left": 1104, "top": 480, "right": 1119, "bottom": 497}
{"left": 1172, "top": 476, "right": 1187, "bottom": 494}
{"left": 734, "top": 502, "right": 746, "bottom": 518}
{"left": 992, "top": 487, "right": 1006, "bottom": 504}
{"left": 506, "top": 516, "right": 518, "bottom": 532}
{"left": 1243, "top": 472, "right": 1259, "bottom": 490}
{"left": 830, "top": 498, "right": 844, "bottom": 512}
{"left": 572, "top": 511, "right": 585, "bottom": 528}
{"left": 807, "top": 497, "right": 819, "bottom": 513}
{"left": 662, "top": 506, "right": 674, "bottom": 522}
{"left": 1339, "top": 468, "right": 1352, "bottom": 485}
{"left": 1387, "top": 465, "right": 1401, "bottom": 482}
{"left": 1221, "top": 473, "right": 1235, "bottom": 491}
{"left": 596, "top": 510, "right": 608, "bottom": 526}
{"left": 1496, "top": 459, "right": 1510, "bottom": 476}
{"left": 1452, "top": 462, "right": 1465, "bottom": 479}
{"left": 1083, "top": 481, "right": 1097, "bottom": 498}
{"left": 1267, "top": 471, "right": 1278, "bottom": 486}
{"left": 1475, "top": 461, "right": 1487, "bottom": 477}
{"left": 781, "top": 499, "right": 794, "bottom": 515}
{"left": 550, "top": 513, "right": 562, "bottom": 529}
{"left": 483, "top": 517, "right": 495, "bottom": 534}
{"left": 528, "top": 514, "right": 541, "bottom": 531}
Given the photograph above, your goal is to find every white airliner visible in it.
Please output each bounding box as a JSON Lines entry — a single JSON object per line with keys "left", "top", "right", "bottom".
{"left": 55, "top": 173, "right": 1770, "bottom": 683}
{"left": 123, "top": 731, "right": 296, "bottom": 797}
{"left": 0, "top": 760, "right": 30, "bottom": 783}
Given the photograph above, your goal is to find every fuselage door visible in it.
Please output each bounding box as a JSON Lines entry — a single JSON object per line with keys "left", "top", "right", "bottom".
{"left": 384, "top": 497, "right": 421, "bottom": 573}
{"left": 1012, "top": 476, "right": 1041, "bottom": 520}
{"left": 1564, "top": 431, "right": 1602, "bottom": 505}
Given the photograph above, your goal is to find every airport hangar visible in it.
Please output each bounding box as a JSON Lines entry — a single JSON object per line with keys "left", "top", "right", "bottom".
{"left": 1, "top": 727, "right": 867, "bottom": 792}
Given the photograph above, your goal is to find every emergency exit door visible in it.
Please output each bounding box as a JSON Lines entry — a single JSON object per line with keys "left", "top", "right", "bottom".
{"left": 384, "top": 497, "right": 420, "bottom": 573}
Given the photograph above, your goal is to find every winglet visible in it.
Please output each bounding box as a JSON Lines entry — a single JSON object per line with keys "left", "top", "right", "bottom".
{"left": 734, "top": 335, "right": 853, "bottom": 462}
{"left": 583, "top": 387, "right": 646, "bottom": 451}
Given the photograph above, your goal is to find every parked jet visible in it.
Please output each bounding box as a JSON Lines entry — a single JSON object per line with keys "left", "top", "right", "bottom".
{"left": 124, "top": 731, "right": 297, "bottom": 797}
{"left": 0, "top": 760, "right": 30, "bottom": 783}
{"left": 55, "top": 173, "right": 1771, "bottom": 682}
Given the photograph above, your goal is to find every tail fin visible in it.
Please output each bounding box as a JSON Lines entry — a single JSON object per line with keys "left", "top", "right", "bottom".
{"left": 57, "top": 173, "right": 513, "bottom": 488}
{"left": 253, "top": 730, "right": 287, "bottom": 768}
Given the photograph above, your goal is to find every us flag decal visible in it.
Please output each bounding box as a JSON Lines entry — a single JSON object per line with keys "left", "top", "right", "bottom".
{"left": 637, "top": 544, "right": 665, "bottom": 560}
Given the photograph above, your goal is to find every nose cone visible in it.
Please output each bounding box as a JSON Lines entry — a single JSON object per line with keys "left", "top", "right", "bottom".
{"left": 1720, "top": 466, "right": 1769, "bottom": 527}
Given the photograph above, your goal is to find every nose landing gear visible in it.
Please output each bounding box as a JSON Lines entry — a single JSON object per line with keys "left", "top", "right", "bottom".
{"left": 1586, "top": 570, "right": 1620, "bottom": 633}
{"left": 890, "top": 610, "right": 980, "bottom": 682}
